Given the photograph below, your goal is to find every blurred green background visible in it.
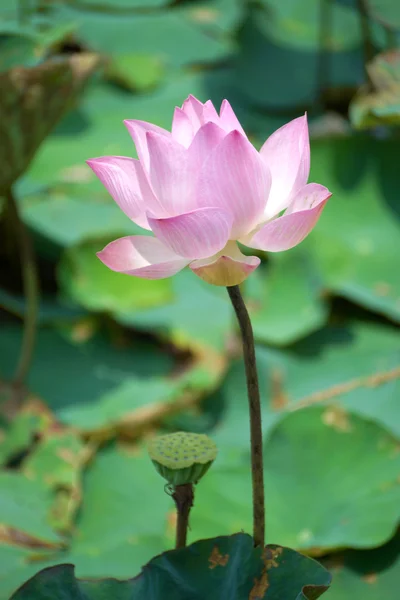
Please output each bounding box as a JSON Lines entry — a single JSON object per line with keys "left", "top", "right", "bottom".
{"left": 0, "top": 0, "right": 399, "bottom": 598}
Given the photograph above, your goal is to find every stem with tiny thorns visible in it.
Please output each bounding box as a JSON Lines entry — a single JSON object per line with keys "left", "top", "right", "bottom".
{"left": 227, "top": 284, "right": 265, "bottom": 548}
{"left": 172, "top": 484, "right": 194, "bottom": 549}
{"left": 6, "top": 187, "right": 39, "bottom": 393}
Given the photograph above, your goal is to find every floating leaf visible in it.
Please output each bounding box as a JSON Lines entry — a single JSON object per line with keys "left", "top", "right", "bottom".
{"left": 260, "top": 0, "right": 361, "bottom": 51}
{"left": 59, "top": 445, "right": 170, "bottom": 578}
{"left": 104, "top": 53, "right": 164, "bottom": 92}
{"left": 324, "top": 533, "right": 400, "bottom": 599}
{"left": 11, "top": 533, "right": 331, "bottom": 600}
{"left": 308, "top": 137, "right": 400, "bottom": 322}
{"left": 117, "top": 270, "right": 232, "bottom": 354}
{"left": 18, "top": 189, "right": 135, "bottom": 249}
{"left": 53, "top": 5, "right": 231, "bottom": 66}
{"left": 0, "top": 545, "right": 55, "bottom": 600}
{"left": 211, "top": 319, "right": 400, "bottom": 475}
{"left": 246, "top": 250, "right": 328, "bottom": 346}
{"left": 234, "top": 8, "right": 364, "bottom": 110}
{"left": 0, "top": 325, "right": 174, "bottom": 432}
{"left": 192, "top": 407, "right": 400, "bottom": 552}
{"left": 0, "top": 286, "right": 86, "bottom": 323}
{"left": 0, "top": 473, "right": 63, "bottom": 545}
{"left": 22, "top": 431, "right": 89, "bottom": 532}
{"left": 0, "top": 323, "right": 225, "bottom": 438}
{"left": 74, "top": 0, "right": 168, "bottom": 7}
{"left": 0, "top": 410, "right": 41, "bottom": 466}
{"left": 183, "top": 0, "right": 243, "bottom": 34}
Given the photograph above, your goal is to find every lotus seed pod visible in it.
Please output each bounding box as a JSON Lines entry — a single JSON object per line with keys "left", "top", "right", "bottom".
{"left": 148, "top": 431, "right": 217, "bottom": 486}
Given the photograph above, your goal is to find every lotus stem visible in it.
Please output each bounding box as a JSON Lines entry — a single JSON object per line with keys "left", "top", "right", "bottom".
{"left": 172, "top": 483, "right": 194, "bottom": 549}
{"left": 6, "top": 187, "right": 39, "bottom": 395}
{"left": 227, "top": 284, "right": 265, "bottom": 548}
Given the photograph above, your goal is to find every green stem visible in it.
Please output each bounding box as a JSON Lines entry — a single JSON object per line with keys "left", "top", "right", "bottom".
{"left": 227, "top": 285, "right": 265, "bottom": 548}
{"left": 6, "top": 188, "right": 39, "bottom": 391}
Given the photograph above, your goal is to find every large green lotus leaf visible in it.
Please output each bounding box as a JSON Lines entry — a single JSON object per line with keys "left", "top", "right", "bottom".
{"left": 57, "top": 444, "right": 169, "bottom": 578}
{"left": 212, "top": 319, "right": 400, "bottom": 472}
{"left": 117, "top": 270, "right": 232, "bottom": 354}
{"left": 58, "top": 238, "right": 172, "bottom": 313}
{"left": 0, "top": 53, "right": 98, "bottom": 192}
{"left": 0, "top": 410, "right": 41, "bottom": 466}
{"left": 53, "top": 4, "right": 231, "bottom": 65}
{"left": 104, "top": 53, "right": 165, "bottom": 93}
{"left": 324, "top": 533, "right": 400, "bottom": 599}
{"left": 0, "top": 446, "right": 170, "bottom": 597}
{"left": 19, "top": 189, "right": 135, "bottom": 249}
{"left": 0, "top": 545, "right": 55, "bottom": 600}
{"left": 182, "top": 0, "right": 243, "bottom": 34}
{"left": 0, "top": 473, "right": 63, "bottom": 545}
{"left": 0, "top": 324, "right": 175, "bottom": 431}
{"left": 246, "top": 250, "right": 328, "bottom": 346}
{"left": 10, "top": 533, "right": 331, "bottom": 600}
{"left": 332, "top": 374, "right": 400, "bottom": 439}
{"left": 191, "top": 407, "right": 400, "bottom": 552}
{"left": 260, "top": 0, "right": 361, "bottom": 51}
{"left": 0, "top": 324, "right": 224, "bottom": 436}
{"left": 234, "top": 8, "right": 364, "bottom": 109}
{"left": 76, "top": 0, "right": 167, "bottom": 6}
{"left": 262, "top": 321, "right": 400, "bottom": 437}
{"left": 263, "top": 408, "right": 400, "bottom": 551}
{"left": 0, "top": 1, "right": 18, "bottom": 21}
{"left": 0, "top": 287, "right": 86, "bottom": 324}
{"left": 21, "top": 431, "right": 87, "bottom": 532}
{"left": 307, "top": 137, "right": 400, "bottom": 322}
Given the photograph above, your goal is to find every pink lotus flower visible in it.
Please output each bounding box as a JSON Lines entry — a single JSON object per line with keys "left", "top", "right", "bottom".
{"left": 87, "top": 95, "right": 331, "bottom": 287}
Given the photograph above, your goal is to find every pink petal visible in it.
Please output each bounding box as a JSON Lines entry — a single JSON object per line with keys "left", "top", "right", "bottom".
{"left": 86, "top": 156, "right": 160, "bottom": 229}
{"left": 286, "top": 183, "right": 331, "bottom": 215}
{"left": 260, "top": 114, "right": 310, "bottom": 219}
{"left": 181, "top": 95, "right": 205, "bottom": 131}
{"left": 196, "top": 130, "right": 271, "bottom": 239}
{"left": 219, "top": 99, "right": 246, "bottom": 136}
{"left": 246, "top": 183, "right": 331, "bottom": 252}
{"left": 146, "top": 131, "right": 194, "bottom": 216}
{"left": 188, "top": 122, "right": 226, "bottom": 171}
{"left": 202, "top": 99, "right": 220, "bottom": 125}
{"left": 148, "top": 207, "right": 233, "bottom": 260}
{"left": 180, "top": 96, "right": 221, "bottom": 135}
{"left": 191, "top": 251, "right": 260, "bottom": 287}
{"left": 97, "top": 235, "right": 189, "bottom": 279}
{"left": 171, "top": 107, "right": 194, "bottom": 147}
{"left": 124, "top": 120, "right": 170, "bottom": 171}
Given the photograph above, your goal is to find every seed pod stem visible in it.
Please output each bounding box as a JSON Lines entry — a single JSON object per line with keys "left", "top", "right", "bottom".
{"left": 172, "top": 483, "right": 194, "bottom": 549}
